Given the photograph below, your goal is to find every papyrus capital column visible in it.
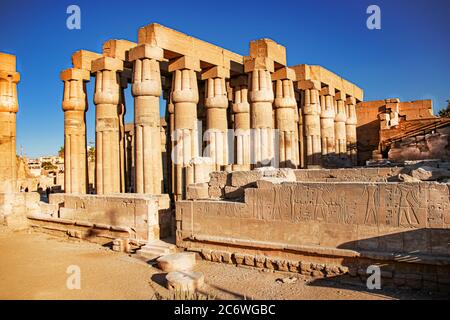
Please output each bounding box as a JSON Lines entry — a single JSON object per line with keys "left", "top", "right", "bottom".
{"left": 169, "top": 56, "right": 200, "bottom": 200}
{"left": 334, "top": 91, "right": 347, "bottom": 157}
{"left": 320, "top": 86, "right": 336, "bottom": 158}
{"left": 61, "top": 68, "right": 90, "bottom": 194}
{"left": 0, "top": 53, "right": 20, "bottom": 193}
{"left": 245, "top": 57, "right": 275, "bottom": 167}
{"left": 92, "top": 57, "right": 124, "bottom": 194}
{"left": 130, "top": 44, "right": 164, "bottom": 194}
{"left": 345, "top": 96, "right": 357, "bottom": 165}
{"left": 273, "top": 67, "right": 298, "bottom": 168}
{"left": 298, "top": 80, "right": 322, "bottom": 167}
{"left": 201, "top": 66, "right": 229, "bottom": 171}
{"left": 231, "top": 75, "right": 251, "bottom": 171}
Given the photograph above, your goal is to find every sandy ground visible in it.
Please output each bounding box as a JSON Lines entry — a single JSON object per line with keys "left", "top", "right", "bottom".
{"left": 0, "top": 228, "right": 444, "bottom": 300}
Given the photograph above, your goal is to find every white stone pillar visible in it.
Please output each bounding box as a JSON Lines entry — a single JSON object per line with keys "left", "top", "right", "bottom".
{"left": 298, "top": 80, "right": 322, "bottom": 167}
{"left": 273, "top": 67, "right": 298, "bottom": 168}
{"left": 345, "top": 96, "right": 358, "bottom": 165}
{"left": 201, "top": 66, "right": 229, "bottom": 171}
{"left": 334, "top": 92, "right": 347, "bottom": 157}
{"left": 61, "top": 68, "right": 90, "bottom": 194}
{"left": 320, "top": 86, "right": 336, "bottom": 158}
{"left": 130, "top": 44, "right": 164, "bottom": 194}
{"left": 169, "top": 56, "right": 200, "bottom": 200}
{"left": 92, "top": 57, "right": 124, "bottom": 194}
{"left": 231, "top": 76, "right": 251, "bottom": 171}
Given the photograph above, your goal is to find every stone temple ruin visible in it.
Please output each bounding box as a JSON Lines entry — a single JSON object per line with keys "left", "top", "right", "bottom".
{"left": 1, "top": 23, "right": 449, "bottom": 292}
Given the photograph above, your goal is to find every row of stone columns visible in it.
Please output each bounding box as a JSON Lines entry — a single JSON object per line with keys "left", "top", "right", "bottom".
{"left": 61, "top": 47, "right": 358, "bottom": 198}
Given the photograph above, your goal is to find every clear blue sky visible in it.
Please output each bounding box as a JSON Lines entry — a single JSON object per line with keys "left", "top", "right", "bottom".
{"left": 1, "top": 0, "right": 449, "bottom": 158}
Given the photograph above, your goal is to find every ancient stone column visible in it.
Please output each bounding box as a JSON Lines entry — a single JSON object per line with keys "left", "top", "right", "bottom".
{"left": 118, "top": 72, "right": 130, "bottom": 193}
{"left": 298, "top": 80, "right": 322, "bottom": 167}
{"left": 202, "top": 66, "right": 229, "bottom": 171}
{"left": 334, "top": 92, "right": 347, "bottom": 157}
{"left": 92, "top": 57, "right": 124, "bottom": 194}
{"left": 273, "top": 67, "right": 298, "bottom": 168}
{"left": 345, "top": 96, "right": 358, "bottom": 165}
{"left": 60, "top": 68, "right": 90, "bottom": 194}
{"left": 320, "top": 86, "right": 336, "bottom": 158}
{"left": 129, "top": 44, "right": 164, "bottom": 195}
{"left": 169, "top": 56, "right": 200, "bottom": 200}
{"left": 0, "top": 53, "right": 20, "bottom": 193}
{"left": 296, "top": 91, "right": 305, "bottom": 168}
{"left": 245, "top": 57, "right": 275, "bottom": 167}
{"left": 231, "top": 76, "right": 251, "bottom": 171}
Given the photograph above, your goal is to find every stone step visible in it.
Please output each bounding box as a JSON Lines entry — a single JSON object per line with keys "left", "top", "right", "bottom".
{"left": 166, "top": 271, "right": 204, "bottom": 292}
{"left": 136, "top": 239, "right": 177, "bottom": 260}
{"left": 157, "top": 252, "right": 196, "bottom": 272}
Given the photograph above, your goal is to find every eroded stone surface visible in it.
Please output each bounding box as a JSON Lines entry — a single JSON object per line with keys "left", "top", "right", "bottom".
{"left": 165, "top": 271, "right": 204, "bottom": 292}
{"left": 157, "top": 252, "right": 196, "bottom": 272}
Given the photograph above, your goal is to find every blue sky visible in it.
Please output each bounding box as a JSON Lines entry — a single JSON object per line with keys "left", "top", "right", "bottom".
{"left": 1, "top": 0, "right": 449, "bottom": 158}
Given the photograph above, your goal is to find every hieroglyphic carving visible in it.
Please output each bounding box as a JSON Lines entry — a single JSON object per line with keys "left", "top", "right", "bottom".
{"left": 243, "top": 182, "right": 444, "bottom": 230}
{"left": 363, "top": 185, "right": 379, "bottom": 225}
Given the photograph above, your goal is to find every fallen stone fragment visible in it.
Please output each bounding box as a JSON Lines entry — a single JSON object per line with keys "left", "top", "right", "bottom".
{"left": 157, "top": 252, "right": 196, "bottom": 272}
{"left": 166, "top": 271, "right": 204, "bottom": 292}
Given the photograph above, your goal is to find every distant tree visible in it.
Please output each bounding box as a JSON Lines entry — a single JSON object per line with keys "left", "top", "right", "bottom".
{"left": 88, "top": 147, "right": 95, "bottom": 162}
{"left": 438, "top": 100, "right": 450, "bottom": 118}
{"left": 42, "top": 161, "right": 57, "bottom": 171}
{"left": 58, "top": 146, "right": 64, "bottom": 158}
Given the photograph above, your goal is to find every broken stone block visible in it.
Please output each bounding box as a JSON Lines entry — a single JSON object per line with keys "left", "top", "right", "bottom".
{"left": 157, "top": 252, "right": 196, "bottom": 272}
{"left": 208, "top": 186, "right": 223, "bottom": 199}
{"left": 224, "top": 186, "right": 244, "bottom": 199}
{"left": 166, "top": 271, "right": 204, "bottom": 292}
{"left": 410, "top": 166, "right": 450, "bottom": 181}
{"left": 398, "top": 173, "right": 421, "bottom": 183}
{"left": 233, "top": 253, "right": 245, "bottom": 265}
{"left": 211, "top": 251, "right": 222, "bottom": 263}
{"left": 208, "top": 171, "right": 229, "bottom": 188}
{"left": 220, "top": 251, "right": 232, "bottom": 264}
{"left": 186, "top": 183, "right": 209, "bottom": 200}
{"left": 230, "top": 170, "right": 263, "bottom": 187}
{"left": 243, "top": 255, "right": 255, "bottom": 266}
{"left": 255, "top": 256, "right": 266, "bottom": 268}
{"left": 201, "top": 249, "right": 212, "bottom": 261}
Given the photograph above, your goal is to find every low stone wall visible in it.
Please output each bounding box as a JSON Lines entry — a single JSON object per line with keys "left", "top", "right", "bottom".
{"left": 176, "top": 181, "right": 450, "bottom": 291}
{"left": 27, "top": 213, "right": 137, "bottom": 246}
{"left": 201, "top": 167, "right": 404, "bottom": 201}
{"left": 0, "top": 192, "right": 40, "bottom": 229}
{"left": 48, "top": 193, "right": 173, "bottom": 240}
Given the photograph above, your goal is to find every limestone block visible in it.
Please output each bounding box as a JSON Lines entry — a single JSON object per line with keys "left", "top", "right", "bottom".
{"left": 201, "top": 66, "right": 230, "bottom": 80}
{"left": 91, "top": 56, "right": 124, "bottom": 73}
{"left": 168, "top": 56, "right": 200, "bottom": 72}
{"left": 230, "top": 170, "right": 263, "bottom": 187}
{"left": 186, "top": 183, "right": 209, "bottom": 200}
{"left": 102, "top": 39, "right": 137, "bottom": 61}
{"left": 71, "top": 50, "right": 102, "bottom": 71}
{"left": 157, "top": 252, "right": 196, "bottom": 272}
{"left": 398, "top": 174, "right": 420, "bottom": 183}
{"left": 0, "top": 53, "right": 16, "bottom": 72}
{"left": 249, "top": 39, "right": 286, "bottom": 66}
{"left": 224, "top": 186, "right": 244, "bottom": 199}
{"left": 208, "top": 171, "right": 229, "bottom": 187}
{"left": 60, "top": 68, "right": 90, "bottom": 82}
{"left": 243, "top": 57, "right": 274, "bottom": 73}
{"left": 128, "top": 43, "right": 164, "bottom": 62}
{"left": 410, "top": 166, "right": 450, "bottom": 181}
{"left": 271, "top": 67, "right": 296, "bottom": 81}
{"left": 166, "top": 271, "right": 204, "bottom": 292}
{"left": 208, "top": 186, "right": 223, "bottom": 199}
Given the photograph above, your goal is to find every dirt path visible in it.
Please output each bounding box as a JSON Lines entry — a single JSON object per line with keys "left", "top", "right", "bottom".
{"left": 0, "top": 229, "right": 441, "bottom": 300}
